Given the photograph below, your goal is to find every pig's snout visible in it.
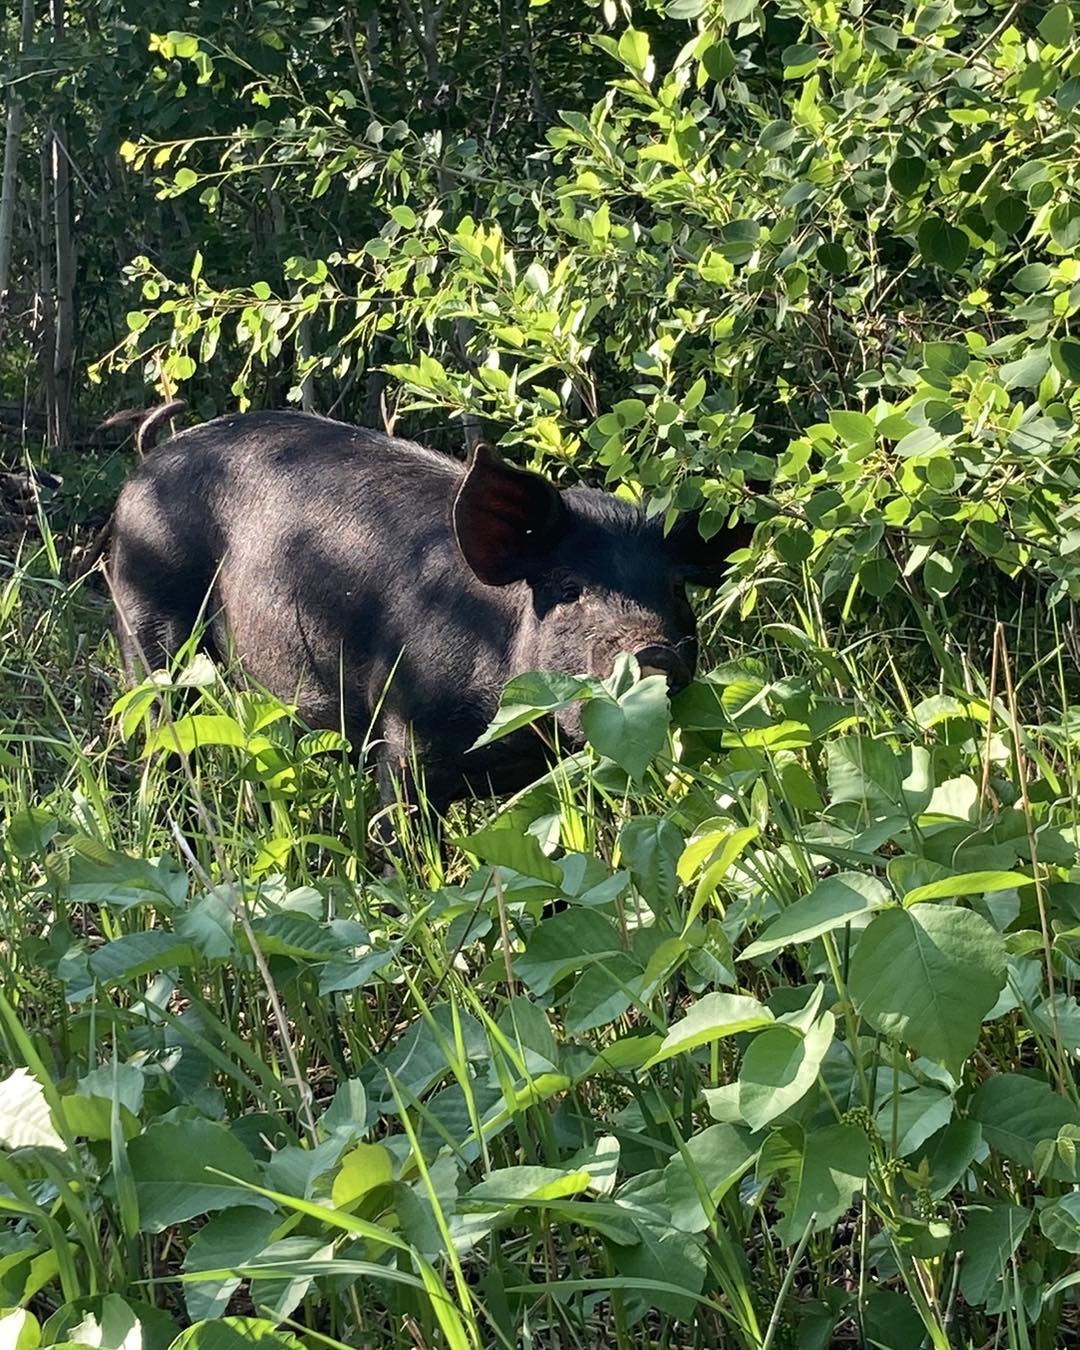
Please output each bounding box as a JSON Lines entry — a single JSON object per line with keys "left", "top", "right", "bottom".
{"left": 633, "top": 643, "right": 693, "bottom": 695}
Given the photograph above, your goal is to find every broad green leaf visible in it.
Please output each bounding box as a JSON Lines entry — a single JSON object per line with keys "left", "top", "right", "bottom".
{"left": 1013, "top": 262, "right": 1051, "bottom": 293}
{"left": 970, "top": 1073, "right": 1080, "bottom": 1174}
{"left": 900, "top": 870, "right": 1031, "bottom": 906}
{"left": 720, "top": 719, "right": 810, "bottom": 750}
{"left": 1051, "top": 203, "right": 1080, "bottom": 248}
{"left": 743, "top": 872, "right": 890, "bottom": 957}
{"left": 323, "top": 1079, "right": 368, "bottom": 1138}
{"left": 607, "top": 1220, "right": 707, "bottom": 1321}
{"left": 143, "top": 714, "right": 254, "bottom": 756}
{"left": 889, "top": 157, "right": 925, "bottom": 196}
{"left": 452, "top": 1166, "right": 590, "bottom": 1254}
{"left": 875, "top": 1086, "right": 952, "bottom": 1158}
{"left": 581, "top": 1032, "right": 664, "bottom": 1078}
{"left": 0, "top": 1309, "right": 39, "bottom": 1350}
{"left": 246, "top": 914, "right": 343, "bottom": 961}
{"left": 127, "top": 1119, "right": 270, "bottom": 1231}
{"left": 618, "top": 816, "right": 683, "bottom": 915}
{"left": 662, "top": 1125, "right": 755, "bottom": 1232}
{"left": 331, "top": 1145, "right": 394, "bottom": 1207}
{"left": 514, "top": 910, "right": 621, "bottom": 996}
{"left": 859, "top": 557, "right": 898, "bottom": 598}
{"left": 581, "top": 676, "right": 669, "bottom": 781}
{"left": 557, "top": 853, "right": 628, "bottom": 907}
{"left": 827, "top": 735, "right": 904, "bottom": 809}
{"left": 57, "top": 1093, "right": 139, "bottom": 1143}
{"left": 817, "top": 242, "right": 847, "bottom": 274}
{"left": 958, "top": 1204, "right": 1031, "bottom": 1308}
{"left": 455, "top": 825, "right": 561, "bottom": 884}
{"left": 782, "top": 44, "right": 819, "bottom": 76}
{"left": 72, "top": 1295, "right": 170, "bottom": 1350}
{"left": 182, "top": 1208, "right": 280, "bottom": 1323}
{"left": 923, "top": 551, "right": 959, "bottom": 597}
{"left": 89, "top": 931, "right": 197, "bottom": 986}
{"left": 470, "top": 671, "right": 587, "bottom": 748}
{"left": 646, "top": 992, "right": 774, "bottom": 1066}
{"left": 758, "top": 1122, "right": 869, "bottom": 1244}
{"left": 995, "top": 194, "right": 1027, "bottom": 233}
{"left": 263, "top": 1138, "right": 348, "bottom": 1201}
{"left": 177, "top": 893, "right": 236, "bottom": 959}
{"left": 917, "top": 217, "right": 968, "bottom": 271}
{"left": 738, "top": 1013, "right": 834, "bottom": 1130}
{"left": 0, "top": 1247, "right": 74, "bottom": 1309}
{"left": 563, "top": 956, "right": 640, "bottom": 1036}
{"left": 246, "top": 1236, "right": 336, "bottom": 1324}
{"left": 5, "top": 807, "right": 59, "bottom": 858}
{"left": 1039, "top": 2, "right": 1073, "bottom": 46}
{"left": 169, "top": 1319, "right": 304, "bottom": 1350}
{"left": 774, "top": 526, "right": 814, "bottom": 565}
{"left": 849, "top": 905, "right": 1005, "bottom": 1073}
{"left": 48, "top": 838, "right": 187, "bottom": 910}
{"left": 895, "top": 426, "right": 944, "bottom": 458}
{"left": 41, "top": 1298, "right": 177, "bottom": 1350}
{"left": 862, "top": 1289, "right": 927, "bottom": 1350}
{"left": 1000, "top": 349, "right": 1050, "bottom": 391}
{"left": 1052, "top": 337, "right": 1080, "bottom": 381}
{"left": 920, "top": 1119, "right": 985, "bottom": 1198}
{"left": 1039, "top": 1192, "right": 1080, "bottom": 1253}
{"left": 617, "top": 28, "right": 652, "bottom": 78}
{"left": 1033, "top": 993, "right": 1080, "bottom": 1055}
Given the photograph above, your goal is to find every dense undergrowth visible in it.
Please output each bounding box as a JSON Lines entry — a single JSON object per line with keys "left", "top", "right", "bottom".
{"left": 7, "top": 0, "right": 1080, "bottom": 1344}
{"left": 1, "top": 497, "right": 1079, "bottom": 1348}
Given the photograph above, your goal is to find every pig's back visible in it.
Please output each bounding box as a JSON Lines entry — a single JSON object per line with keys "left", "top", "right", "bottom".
{"left": 140, "top": 409, "right": 462, "bottom": 534}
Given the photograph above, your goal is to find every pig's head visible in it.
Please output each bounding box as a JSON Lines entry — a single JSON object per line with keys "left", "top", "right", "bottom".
{"left": 453, "top": 446, "right": 752, "bottom": 735}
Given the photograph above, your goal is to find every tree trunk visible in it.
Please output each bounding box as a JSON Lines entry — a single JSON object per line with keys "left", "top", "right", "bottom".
{"left": 49, "top": 0, "right": 75, "bottom": 448}
{"left": 37, "top": 139, "right": 56, "bottom": 435}
{"left": 0, "top": 0, "right": 36, "bottom": 313}
{"left": 515, "top": 0, "right": 546, "bottom": 132}
{"left": 400, "top": 0, "right": 483, "bottom": 448}
{"left": 365, "top": 6, "right": 380, "bottom": 80}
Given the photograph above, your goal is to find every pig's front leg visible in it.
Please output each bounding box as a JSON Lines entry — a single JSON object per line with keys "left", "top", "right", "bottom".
{"left": 370, "top": 717, "right": 459, "bottom": 834}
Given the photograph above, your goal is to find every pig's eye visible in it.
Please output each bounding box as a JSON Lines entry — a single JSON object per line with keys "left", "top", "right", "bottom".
{"left": 559, "top": 580, "right": 583, "bottom": 604}
{"left": 536, "top": 569, "right": 583, "bottom": 609}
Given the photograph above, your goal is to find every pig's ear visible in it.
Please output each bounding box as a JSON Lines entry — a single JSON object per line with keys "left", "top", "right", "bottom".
{"left": 665, "top": 509, "right": 754, "bottom": 586}
{"left": 453, "top": 444, "right": 566, "bottom": 585}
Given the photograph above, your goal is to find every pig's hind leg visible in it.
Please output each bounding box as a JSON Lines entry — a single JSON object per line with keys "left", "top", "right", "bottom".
{"left": 108, "top": 528, "right": 216, "bottom": 681}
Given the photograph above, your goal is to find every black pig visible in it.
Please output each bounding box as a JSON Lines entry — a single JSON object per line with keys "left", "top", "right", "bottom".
{"left": 110, "top": 410, "right": 750, "bottom": 810}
